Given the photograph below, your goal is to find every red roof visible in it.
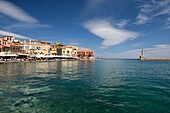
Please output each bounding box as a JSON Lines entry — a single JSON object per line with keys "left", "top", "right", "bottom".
{"left": 3, "top": 45, "right": 10, "bottom": 48}
{"left": 10, "top": 45, "right": 22, "bottom": 47}
{"left": 62, "top": 46, "right": 74, "bottom": 49}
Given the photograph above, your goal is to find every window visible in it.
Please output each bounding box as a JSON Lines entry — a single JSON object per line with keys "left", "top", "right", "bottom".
{"left": 36, "top": 47, "right": 40, "bottom": 50}
{"left": 25, "top": 46, "right": 29, "bottom": 49}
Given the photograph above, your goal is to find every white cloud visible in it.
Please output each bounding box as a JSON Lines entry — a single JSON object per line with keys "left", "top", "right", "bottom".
{"left": 167, "top": 18, "right": 170, "bottom": 21}
{"left": 78, "top": 46, "right": 91, "bottom": 50}
{"left": 163, "top": 17, "right": 170, "bottom": 29}
{"left": 81, "top": 0, "right": 107, "bottom": 17}
{"left": 136, "top": 0, "right": 170, "bottom": 25}
{"left": 163, "top": 26, "right": 170, "bottom": 29}
{"left": 132, "top": 42, "right": 143, "bottom": 47}
{"left": 116, "top": 20, "right": 129, "bottom": 28}
{"left": 84, "top": 19, "right": 140, "bottom": 49}
{"left": 0, "top": 30, "right": 31, "bottom": 39}
{"left": 161, "top": 25, "right": 170, "bottom": 30}
{"left": 85, "top": 0, "right": 105, "bottom": 11}
{"left": 2, "top": 23, "right": 51, "bottom": 31}
{"left": 67, "top": 42, "right": 80, "bottom": 46}
{"left": 135, "top": 14, "right": 151, "bottom": 25}
{"left": 106, "top": 44, "right": 170, "bottom": 58}
{"left": 0, "top": 0, "right": 38, "bottom": 23}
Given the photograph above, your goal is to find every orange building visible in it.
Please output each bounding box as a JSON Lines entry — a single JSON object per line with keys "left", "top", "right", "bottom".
{"left": 0, "top": 37, "right": 3, "bottom": 52}
{"left": 0, "top": 36, "right": 22, "bottom": 54}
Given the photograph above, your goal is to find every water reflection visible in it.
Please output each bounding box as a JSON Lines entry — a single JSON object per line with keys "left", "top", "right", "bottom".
{"left": 0, "top": 61, "right": 95, "bottom": 91}
{"left": 0, "top": 61, "right": 95, "bottom": 112}
{"left": 0, "top": 61, "right": 94, "bottom": 85}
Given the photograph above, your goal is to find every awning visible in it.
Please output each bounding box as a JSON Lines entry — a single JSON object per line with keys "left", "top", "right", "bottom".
{"left": 17, "top": 54, "right": 28, "bottom": 56}
{"left": 0, "top": 54, "right": 17, "bottom": 57}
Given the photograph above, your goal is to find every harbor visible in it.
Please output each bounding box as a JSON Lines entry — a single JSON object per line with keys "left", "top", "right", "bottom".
{"left": 0, "top": 0, "right": 170, "bottom": 113}
{"left": 139, "top": 49, "right": 170, "bottom": 60}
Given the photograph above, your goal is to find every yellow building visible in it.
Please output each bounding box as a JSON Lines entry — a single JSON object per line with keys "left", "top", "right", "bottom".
{"left": 50, "top": 42, "right": 63, "bottom": 55}
{"left": 22, "top": 39, "right": 51, "bottom": 55}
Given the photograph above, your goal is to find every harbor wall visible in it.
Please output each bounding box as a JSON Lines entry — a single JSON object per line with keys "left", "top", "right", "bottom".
{"left": 139, "top": 58, "right": 170, "bottom": 60}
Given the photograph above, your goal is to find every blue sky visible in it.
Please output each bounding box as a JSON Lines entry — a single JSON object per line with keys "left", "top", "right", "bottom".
{"left": 0, "top": 0, "right": 170, "bottom": 58}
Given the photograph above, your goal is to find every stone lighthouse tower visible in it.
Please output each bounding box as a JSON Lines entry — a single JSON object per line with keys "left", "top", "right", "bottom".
{"left": 139, "top": 48, "right": 145, "bottom": 60}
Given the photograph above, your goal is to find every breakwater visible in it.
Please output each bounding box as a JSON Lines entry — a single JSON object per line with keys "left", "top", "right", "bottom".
{"left": 139, "top": 57, "right": 170, "bottom": 60}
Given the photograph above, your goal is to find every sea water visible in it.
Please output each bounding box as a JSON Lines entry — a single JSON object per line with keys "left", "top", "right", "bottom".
{"left": 0, "top": 60, "right": 170, "bottom": 113}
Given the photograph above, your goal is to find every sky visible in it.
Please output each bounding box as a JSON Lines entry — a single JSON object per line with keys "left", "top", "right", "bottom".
{"left": 0, "top": 0, "right": 170, "bottom": 58}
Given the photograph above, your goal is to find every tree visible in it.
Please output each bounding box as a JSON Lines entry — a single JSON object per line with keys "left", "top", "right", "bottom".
{"left": 80, "top": 53, "right": 85, "bottom": 59}
{"left": 88, "top": 53, "right": 92, "bottom": 58}
{"left": 55, "top": 43, "right": 63, "bottom": 55}
{"left": 57, "top": 47, "right": 62, "bottom": 55}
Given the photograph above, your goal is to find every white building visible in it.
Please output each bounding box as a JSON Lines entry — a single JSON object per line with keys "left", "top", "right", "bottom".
{"left": 61, "top": 46, "right": 78, "bottom": 57}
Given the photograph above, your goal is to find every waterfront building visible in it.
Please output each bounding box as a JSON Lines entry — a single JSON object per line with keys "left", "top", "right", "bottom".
{"left": 22, "top": 39, "right": 51, "bottom": 55}
{"left": 0, "top": 35, "right": 95, "bottom": 60}
{"left": 62, "top": 46, "right": 78, "bottom": 57}
{"left": 10, "top": 45, "right": 23, "bottom": 54}
{"left": 0, "top": 36, "right": 23, "bottom": 54}
{"left": 77, "top": 49, "right": 95, "bottom": 59}
{"left": 0, "top": 36, "right": 12, "bottom": 52}
{"left": 3, "top": 36, "right": 15, "bottom": 44}
{"left": 50, "top": 44, "right": 57, "bottom": 55}
{"left": 50, "top": 42, "right": 63, "bottom": 55}
{"left": 0, "top": 37, "right": 4, "bottom": 52}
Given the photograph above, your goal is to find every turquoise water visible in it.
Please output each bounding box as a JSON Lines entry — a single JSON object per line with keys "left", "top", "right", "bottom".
{"left": 0, "top": 60, "right": 170, "bottom": 113}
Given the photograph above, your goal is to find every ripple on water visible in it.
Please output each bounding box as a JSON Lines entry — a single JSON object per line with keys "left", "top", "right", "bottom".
{"left": 10, "top": 84, "right": 52, "bottom": 96}
{"left": 0, "top": 60, "right": 170, "bottom": 113}
{"left": 21, "top": 86, "right": 52, "bottom": 96}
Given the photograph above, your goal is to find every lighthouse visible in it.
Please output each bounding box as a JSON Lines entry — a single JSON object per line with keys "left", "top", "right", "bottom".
{"left": 139, "top": 48, "right": 145, "bottom": 60}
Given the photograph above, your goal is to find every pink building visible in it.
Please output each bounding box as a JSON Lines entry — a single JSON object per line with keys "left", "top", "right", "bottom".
{"left": 77, "top": 49, "right": 94, "bottom": 59}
